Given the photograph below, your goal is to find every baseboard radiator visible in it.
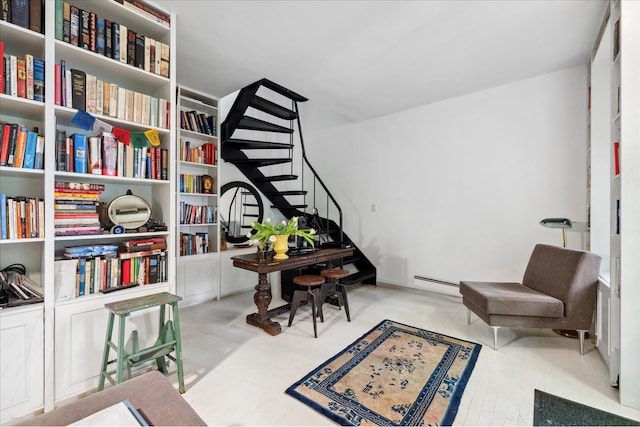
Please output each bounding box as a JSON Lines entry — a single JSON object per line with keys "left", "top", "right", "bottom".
{"left": 412, "top": 275, "right": 461, "bottom": 297}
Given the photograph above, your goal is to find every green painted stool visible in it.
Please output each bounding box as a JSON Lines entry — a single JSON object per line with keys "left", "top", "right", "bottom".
{"left": 98, "top": 292, "right": 185, "bottom": 393}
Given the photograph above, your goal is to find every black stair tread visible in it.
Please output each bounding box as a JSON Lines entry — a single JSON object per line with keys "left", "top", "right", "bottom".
{"left": 258, "top": 78, "right": 308, "bottom": 102}
{"left": 270, "top": 204, "right": 308, "bottom": 209}
{"left": 224, "top": 139, "right": 291, "bottom": 150}
{"left": 238, "top": 116, "right": 293, "bottom": 133}
{"left": 264, "top": 190, "right": 307, "bottom": 196}
{"left": 255, "top": 174, "right": 299, "bottom": 182}
{"left": 242, "top": 214, "right": 259, "bottom": 217}
{"left": 341, "top": 271, "right": 376, "bottom": 286}
{"left": 227, "top": 158, "right": 292, "bottom": 167}
{"left": 249, "top": 96, "right": 298, "bottom": 120}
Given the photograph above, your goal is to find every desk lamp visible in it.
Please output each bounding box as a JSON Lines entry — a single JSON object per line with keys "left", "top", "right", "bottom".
{"left": 539, "top": 218, "right": 573, "bottom": 248}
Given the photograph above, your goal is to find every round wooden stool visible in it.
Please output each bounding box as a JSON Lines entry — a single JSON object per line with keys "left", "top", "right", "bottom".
{"left": 320, "top": 269, "right": 351, "bottom": 322}
{"left": 288, "top": 275, "right": 326, "bottom": 338}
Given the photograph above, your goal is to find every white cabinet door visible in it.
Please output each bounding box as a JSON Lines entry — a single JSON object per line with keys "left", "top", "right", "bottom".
{"left": 0, "top": 305, "right": 44, "bottom": 423}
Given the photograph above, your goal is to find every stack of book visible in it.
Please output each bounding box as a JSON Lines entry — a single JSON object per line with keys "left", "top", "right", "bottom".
{"left": 120, "top": 237, "right": 168, "bottom": 287}
{"left": 179, "top": 202, "right": 217, "bottom": 225}
{"left": 54, "top": 2, "right": 170, "bottom": 77}
{"left": 179, "top": 139, "right": 216, "bottom": 166}
{"left": 54, "top": 181, "right": 103, "bottom": 236}
{"left": 1, "top": 42, "right": 46, "bottom": 101}
{"left": 0, "top": 194, "right": 44, "bottom": 240}
{"left": 0, "top": 122, "right": 45, "bottom": 169}
{"left": 179, "top": 110, "right": 216, "bottom": 136}
{"left": 179, "top": 232, "right": 209, "bottom": 256}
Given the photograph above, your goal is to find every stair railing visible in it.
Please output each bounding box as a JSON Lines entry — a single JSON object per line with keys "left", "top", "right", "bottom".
{"left": 292, "top": 102, "right": 344, "bottom": 244}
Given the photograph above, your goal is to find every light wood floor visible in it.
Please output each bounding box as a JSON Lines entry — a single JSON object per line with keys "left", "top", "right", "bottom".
{"left": 177, "top": 283, "right": 640, "bottom": 426}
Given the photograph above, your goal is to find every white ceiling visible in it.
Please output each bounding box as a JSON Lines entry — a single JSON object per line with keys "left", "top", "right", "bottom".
{"left": 153, "top": 0, "right": 607, "bottom": 124}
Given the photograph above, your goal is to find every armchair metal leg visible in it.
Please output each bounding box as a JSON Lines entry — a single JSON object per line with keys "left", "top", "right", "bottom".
{"left": 578, "top": 330, "right": 587, "bottom": 355}
{"left": 467, "top": 308, "right": 471, "bottom": 325}
{"left": 492, "top": 326, "right": 499, "bottom": 350}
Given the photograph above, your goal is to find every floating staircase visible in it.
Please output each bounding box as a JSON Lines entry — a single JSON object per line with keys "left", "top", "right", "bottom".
{"left": 221, "top": 78, "right": 376, "bottom": 299}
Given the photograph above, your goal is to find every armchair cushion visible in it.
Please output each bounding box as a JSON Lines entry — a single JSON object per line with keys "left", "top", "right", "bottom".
{"left": 460, "top": 281, "right": 564, "bottom": 318}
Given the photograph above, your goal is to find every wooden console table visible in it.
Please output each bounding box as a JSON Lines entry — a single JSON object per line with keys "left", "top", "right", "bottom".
{"left": 231, "top": 247, "right": 354, "bottom": 335}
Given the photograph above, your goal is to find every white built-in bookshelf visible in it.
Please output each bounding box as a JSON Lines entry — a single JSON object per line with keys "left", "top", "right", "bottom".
{"left": 0, "top": 0, "right": 176, "bottom": 420}
{"left": 176, "top": 85, "right": 220, "bottom": 304}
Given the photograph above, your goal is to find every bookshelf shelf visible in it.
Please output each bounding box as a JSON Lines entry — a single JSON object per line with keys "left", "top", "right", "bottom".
{"left": 179, "top": 160, "right": 217, "bottom": 170}
{"left": 180, "top": 128, "right": 218, "bottom": 140}
{"left": 0, "top": 94, "right": 45, "bottom": 119}
{"left": 0, "top": 20, "right": 45, "bottom": 53}
{"left": 0, "top": 237, "right": 45, "bottom": 245}
{"left": 54, "top": 230, "right": 170, "bottom": 242}
{"left": 54, "top": 170, "right": 170, "bottom": 184}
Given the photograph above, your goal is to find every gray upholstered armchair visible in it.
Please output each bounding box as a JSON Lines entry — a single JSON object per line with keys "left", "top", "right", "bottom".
{"left": 460, "top": 244, "right": 601, "bottom": 354}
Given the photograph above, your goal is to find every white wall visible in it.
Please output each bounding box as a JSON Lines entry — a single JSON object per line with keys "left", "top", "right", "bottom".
{"left": 303, "top": 65, "right": 588, "bottom": 286}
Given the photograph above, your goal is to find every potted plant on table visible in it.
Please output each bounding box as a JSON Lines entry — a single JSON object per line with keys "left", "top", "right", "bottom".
{"left": 248, "top": 217, "right": 316, "bottom": 260}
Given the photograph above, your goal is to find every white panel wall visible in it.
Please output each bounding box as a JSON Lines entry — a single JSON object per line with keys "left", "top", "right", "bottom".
{"left": 303, "top": 65, "right": 587, "bottom": 286}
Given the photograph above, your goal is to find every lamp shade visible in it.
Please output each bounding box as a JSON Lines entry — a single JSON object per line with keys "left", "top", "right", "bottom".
{"left": 539, "top": 218, "right": 573, "bottom": 229}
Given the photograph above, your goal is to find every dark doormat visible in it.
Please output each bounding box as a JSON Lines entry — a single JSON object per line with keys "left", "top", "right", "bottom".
{"left": 534, "top": 389, "right": 639, "bottom": 426}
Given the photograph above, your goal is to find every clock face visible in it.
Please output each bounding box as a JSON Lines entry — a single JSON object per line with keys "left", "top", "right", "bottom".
{"left": 219, "top": 181, "right": 264, "bottom": 244}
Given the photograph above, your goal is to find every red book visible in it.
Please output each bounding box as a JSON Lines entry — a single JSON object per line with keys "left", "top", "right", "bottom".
{"left": 54, "top": 188, "right": 103, "bottom": 194}
{"left": 17, "top": 58, "right": 26, "bottom": 98}
{"left": 121, "top": 259, "right": 131, "bottom": 285}
{"left": 614, "top": 141, "right": 620, "bottom": 175}
{"left": 54, "top": 64, "right": 62, "bottom": 105}
{"left": 0, "top": 123, "right": 11, "bottom": 166}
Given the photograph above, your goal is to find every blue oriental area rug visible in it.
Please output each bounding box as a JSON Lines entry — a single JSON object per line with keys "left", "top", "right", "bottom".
{"left": 285, "top": 319, "right": 481, "bottom": 426}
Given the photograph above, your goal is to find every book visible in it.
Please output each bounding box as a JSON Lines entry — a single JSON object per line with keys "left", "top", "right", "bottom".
{"left": 85, "top": 73, "right": 96, "bottom": 113}
{"left": 135, "top": 32, "right": 144, "bottom": 69}
{"left": 62, "top": 0, "right": 70, "bottom": 42}
{"left": 102, "top": 81, "right": 109, "bottom": 116}
{"left": 25, "top": 54, "right": 33, "bottom": 100}
{"left": 127, "top": 29, "right": 136, "bottom": 67}
{"left": 96, "top": 17, "right": 105, "bottom": 55}
{"left": 55, "top": 128, "right": 67, "bottom": 171}
{"left": 104, "top": 19, "right": 112, "bottom": 58}
{"left": 69, "top": 4, "right": 79, "bottom": 46}
{"left": 54, "top": 258, "right": 78, "bottom": 301}
{"left": 101, "top": 132, "right": 118, "bottom": 176}
{"left": 88, "top": 135, "right": 101, "bottom": 174}
{"left": 96, "top": 78, "right": 103, "bottom": 115}
{"left": 80, "top": 8, "right": 90, "bottom": 50}
{"left": 33, "top": 135, "right": 44, "bottom": 169}
{"left": 10, "top": 0, "right": 29, "bottom": 29}
{"left": 109, "top": 83, "right": 118, "bottom": 117}
{"left": 0, "top": 193, "right": 6, "bottom": 239}
{"left": 16, "top": 57, "right": 26, "bottom": 98}
{"left": 9, "top": 55, "right": 17, "bottom": 97}
{"left": 5, "top": 123, "right": 18, "bottom": 167}
{"left": 159, "top": 42, "right": 170, "bottom": 78}
{"left": 0, "top": 123, "right": 11, "bottom": 166}
{"left": 118, "top": 23, "right": 127, "bottom": 63}
{"left": 614, "top": 141, "right": 620, "bottom": 175}
{"left": 28, "top": 0, "right": 41, "bottom": 33}
{"left": 72, "top": 133, "right": 88, "bottom": 173}
{"left": 13, "top": 126, "right": 27, "bottom": 168}
{"left": 55, "top": 181, "right": 105, "bottom": 190}
{"left": 22, "top": 130, "right": 37, "bottom": 169}
{"left": 111, "top": 21, "right": 119, "bottom": 60}
{"left": 70, "top": 68, "right": 86, "bottom": 110}
{"left": 33, "top": 57, "right": 44, "bottom": 102}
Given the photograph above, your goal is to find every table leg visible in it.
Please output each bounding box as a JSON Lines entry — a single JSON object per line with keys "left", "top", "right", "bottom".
{"left": 246, "top": 272, "right": 282, "bottom": 335}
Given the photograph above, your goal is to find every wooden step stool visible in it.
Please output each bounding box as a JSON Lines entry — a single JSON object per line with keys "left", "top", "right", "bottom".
{"left": 98, "top": 292, "right": 185, "bottom": 393}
